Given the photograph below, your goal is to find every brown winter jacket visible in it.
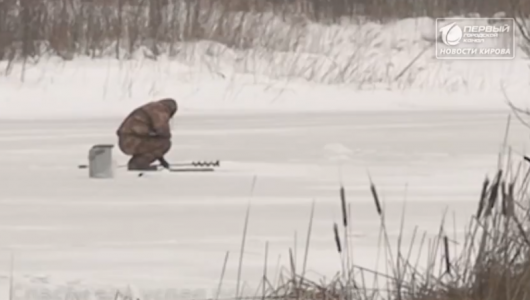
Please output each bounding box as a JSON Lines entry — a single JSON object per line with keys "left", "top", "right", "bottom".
{"left": 116, "top": 99, "right": 178, "bottom": 155}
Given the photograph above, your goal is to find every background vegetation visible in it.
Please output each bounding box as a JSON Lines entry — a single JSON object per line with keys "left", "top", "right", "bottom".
{"left": 0, "top": 0, "right": 529, "bottom": 61}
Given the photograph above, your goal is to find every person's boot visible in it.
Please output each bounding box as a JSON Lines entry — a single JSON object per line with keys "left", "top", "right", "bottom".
{"left": 128, "top": 164, "right": 157, "bottom": 171}
{"left": 128, "top": 157, "right": 157, "bottom": 171}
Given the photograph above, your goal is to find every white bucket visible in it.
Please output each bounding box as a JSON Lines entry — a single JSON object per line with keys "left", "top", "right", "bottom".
{"left": 88, "top": 144, "right": 115, "bottom": 179}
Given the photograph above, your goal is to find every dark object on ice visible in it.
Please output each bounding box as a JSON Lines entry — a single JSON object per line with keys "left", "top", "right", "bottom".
{"left": 116, "top": 98, "right": 177, "bottom": 171}
{"left": 139, "top": 167, "right": 215, "bottom": 172}
{"left": 164, "top": 160, "right": 220, "bottom": 168}
{"left": 169, "top": 167, "right": 215, "bottom": 172}
{"left": 78, "top": 160, "right": 220, "bottom": 170}
{"left": 524, "top": 156, "right": 530, "bottom": 163}
{"left": 158, "top": 157, "right": 170, "bottom": 169}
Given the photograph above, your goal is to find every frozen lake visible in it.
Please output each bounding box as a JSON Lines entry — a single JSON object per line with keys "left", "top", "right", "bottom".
{"left": 0, "top": 110, "right": 526, "bottom": 299}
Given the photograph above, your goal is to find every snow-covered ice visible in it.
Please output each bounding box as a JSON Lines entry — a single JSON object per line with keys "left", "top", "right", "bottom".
{"left": 0, "top": 110, "right": 527, "bottom": 299}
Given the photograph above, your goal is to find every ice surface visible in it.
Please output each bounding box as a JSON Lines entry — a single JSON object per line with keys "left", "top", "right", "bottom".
{"left": 0, "top": 111, "right": 527, "bottom": 299}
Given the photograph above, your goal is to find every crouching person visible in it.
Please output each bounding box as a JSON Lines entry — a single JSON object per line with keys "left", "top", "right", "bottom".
{"left": 116, "top": 98, "right": 178, "bottom": 171}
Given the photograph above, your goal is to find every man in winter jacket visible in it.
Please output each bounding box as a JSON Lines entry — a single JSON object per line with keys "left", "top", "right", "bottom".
{"left": 116, "top": 98, "right": 177, "bottom": 170}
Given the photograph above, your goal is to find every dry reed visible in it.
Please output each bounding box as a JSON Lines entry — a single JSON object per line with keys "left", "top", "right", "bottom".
{"left": 250, "top": 153, "right": 530, "bottom": 300}
{"left": 196, "top": 114, "right": 530, "bottom": 300}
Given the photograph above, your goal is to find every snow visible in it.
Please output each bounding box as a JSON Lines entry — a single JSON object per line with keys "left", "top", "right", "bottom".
{"left": 0, "top": 111, "right": 528, "bottom": 299}
{"left": 0, "top": 55, "right": 527, "bottom": 120}
{"left": 0, "top": 14, "right": 529, "bottom": 300}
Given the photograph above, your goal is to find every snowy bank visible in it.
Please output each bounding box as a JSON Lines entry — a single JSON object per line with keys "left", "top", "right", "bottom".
{"left": 0, "top": 17, "right": 529, "bottom": 119}
{"left": 0, "top": 57, "right": 527, "bottom": 120}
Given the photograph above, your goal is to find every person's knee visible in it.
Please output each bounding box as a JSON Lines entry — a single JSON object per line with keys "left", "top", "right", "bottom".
{"left": 128, "top": 154, "right": 157, "bottom": 169}
{"left": 128, "top": 155, "right": 149, "bottom": 168}
{"left": 118, "top": 135, "right": 141, "bottom": 156}
{"left": 132, "top": 138, "right": 170, "bottom": 160}
{"left": 152, "top": 139, "right": 171, "bottom": 157}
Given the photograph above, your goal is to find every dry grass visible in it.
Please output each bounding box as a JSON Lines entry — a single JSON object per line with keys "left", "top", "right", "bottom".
{"left": 1, "top": 0, "right": 527, "bottom": 89}
{"left": 0, "top": 0, "right": 529, "bottom": 63}
{"left": 195, "top": 115, "right": 530, "bottom": 300}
